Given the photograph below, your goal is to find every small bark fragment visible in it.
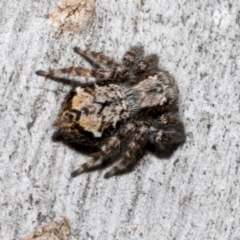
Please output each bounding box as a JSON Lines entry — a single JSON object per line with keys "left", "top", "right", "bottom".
{"left": 20, "top": 217, "right": 70, "bottom": 240}
{"left": 49, "top": 0, "right": 95, "bottom": 33}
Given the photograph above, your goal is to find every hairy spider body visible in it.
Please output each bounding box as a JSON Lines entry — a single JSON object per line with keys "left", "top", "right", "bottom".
{"left": 36, "top": 46, "right": 185, "bottom": 178}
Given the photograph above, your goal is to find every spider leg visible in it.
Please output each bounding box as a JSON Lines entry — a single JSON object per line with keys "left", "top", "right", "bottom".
{"left": 151, "top": 129, "right": 185, "bottom": 145}
{"left": 73, "top": 48, "right": 102, "bottom": 69}
{"left": 157, "top": 112, "right": 185, "bottom": 133}
{"left": 71, "top": 122, "right": 137, "bottom": 177}
{"left": 133, "top": 54, "right": 159, "bottom": 75}
{"left": 122, "top": 46, "right": 144, "bottom": 67}
{"left": 104, "top": 122, "right": 149, "bottom": 178}
{"left": 36, "top": 67, "right": 97, "bottom": 78}
{"left": 73, "top": 47, "right": 124, "bottom": 70}
{"left": 36, "top": 67, "right": 123, "bottom": 82}
{"left": 74, "top": 47, "right": 129, "bottom": 79}
{"left": 149, "top": 112, "right": 185, "bottom": 146}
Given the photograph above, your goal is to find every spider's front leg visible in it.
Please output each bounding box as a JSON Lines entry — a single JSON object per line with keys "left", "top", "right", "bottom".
{"left": 122, "top": 46, "right": 144, "bottom": 67}
{"left": 157, "top": 112, "right": 185, "bottom": 133}
{"left": 149, "top": 113, "right": 185, "bottom": 147}
{"left": 104, "top": 122, "right": 150, "bottom": 178}
{"left": 133, "top": 54, "right": 159, "bottom": 75}
{"left": 123, "top": 46, "right": 159, "bottom": 76}
{"left": 71, "top": 122, "right": 137, "bottom": 178}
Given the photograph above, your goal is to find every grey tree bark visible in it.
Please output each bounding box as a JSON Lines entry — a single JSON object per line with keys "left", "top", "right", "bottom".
{"left": 0, "top": 1, "right": 239, "bottom": 239}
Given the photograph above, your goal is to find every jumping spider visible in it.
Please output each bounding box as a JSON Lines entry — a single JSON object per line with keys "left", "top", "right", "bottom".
{"left": 36, "top": 46, "right": 185, "bottom": 178}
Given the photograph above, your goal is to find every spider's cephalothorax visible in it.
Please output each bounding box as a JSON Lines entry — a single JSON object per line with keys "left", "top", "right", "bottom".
{"left": 36, "top": 46, "right": 185, "bottom": 178}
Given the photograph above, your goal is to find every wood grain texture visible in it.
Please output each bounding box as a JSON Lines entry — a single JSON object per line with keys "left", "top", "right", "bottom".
{"left": 0, "top": 1, "right": 239, "bottom": 239}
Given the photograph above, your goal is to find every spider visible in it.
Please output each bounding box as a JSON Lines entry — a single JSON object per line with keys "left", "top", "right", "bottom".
{"left": 36, "top": 46, "right": 185, "bottom": 179}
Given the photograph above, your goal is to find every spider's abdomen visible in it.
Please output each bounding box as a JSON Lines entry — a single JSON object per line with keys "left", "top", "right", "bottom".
{"left": 56, "top": 84, "right": 130, "bottom": 138}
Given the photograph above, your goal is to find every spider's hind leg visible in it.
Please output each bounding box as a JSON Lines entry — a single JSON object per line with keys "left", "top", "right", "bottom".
{"left": 36, "top": 67, "right": 97, "bottom": 78}
{"left": 71, "top": 122, "right": 137, "bottom": 178}
{"left": 36, "top": 66, "right": 121, "bottom": 83}
{"left": 74, "top": 47, "right": 123, "bottom": 70}
{"left": 104, "top": 122, "right": 149, "bottom": 178}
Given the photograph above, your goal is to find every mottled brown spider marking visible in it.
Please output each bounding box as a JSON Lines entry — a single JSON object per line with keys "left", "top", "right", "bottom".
{"left": 55, "top": 84, "right": 130, "bottom": 138}
{"left": 36, "top": 46, "right": 185, "bottom": 178}
{"left": 71, "top": 88, "right": 93, "bottom": 108}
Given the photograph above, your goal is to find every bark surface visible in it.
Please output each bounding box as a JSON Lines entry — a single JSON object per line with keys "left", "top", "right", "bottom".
{"left": 0, "top": 1, "right": 239, "bottom": 239}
